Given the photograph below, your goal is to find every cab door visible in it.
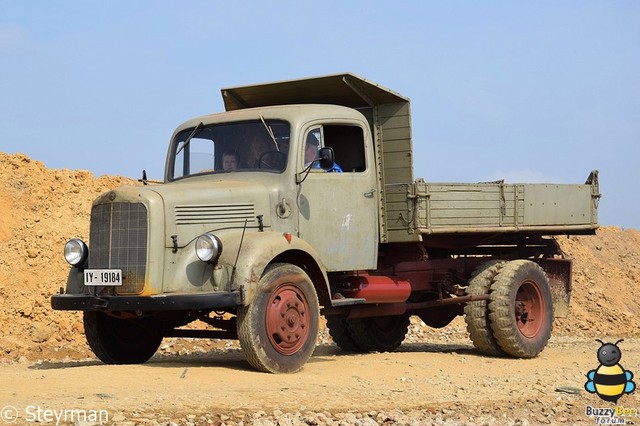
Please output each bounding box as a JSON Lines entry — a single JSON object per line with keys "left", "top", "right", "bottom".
{"left": 297, "top": 123, "right": 378, "bottom": 271}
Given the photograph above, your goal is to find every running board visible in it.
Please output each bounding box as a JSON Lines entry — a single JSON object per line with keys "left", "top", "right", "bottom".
{"left": 329, "top": 297, "right": 366, "bottom": 307}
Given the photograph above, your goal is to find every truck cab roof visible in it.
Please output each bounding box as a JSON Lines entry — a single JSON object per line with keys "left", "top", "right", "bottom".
{"left": 173, "top": 103, "right": 369, "bottom": 135}
{"left": 220, "top": 73, "right": 409, "bottom": 111}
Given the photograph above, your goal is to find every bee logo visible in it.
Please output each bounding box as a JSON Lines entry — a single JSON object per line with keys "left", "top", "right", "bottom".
{"left": 585, "top": 339, "right": 636, "bottom": 403}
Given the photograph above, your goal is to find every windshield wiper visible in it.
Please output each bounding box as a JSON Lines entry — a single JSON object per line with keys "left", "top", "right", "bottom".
{"left": 175, "top": 121, "right": 204, "bottom": 156}
{"left": 259, "top": 115, "right": 279, "bottom": 151}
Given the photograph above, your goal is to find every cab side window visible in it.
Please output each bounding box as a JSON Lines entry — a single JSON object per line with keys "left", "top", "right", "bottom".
{"left": 323, "top": 125, "right": 366, "bottom": 173}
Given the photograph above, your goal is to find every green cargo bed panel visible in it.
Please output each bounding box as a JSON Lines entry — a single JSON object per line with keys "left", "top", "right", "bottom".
{"left": 383, "top": 173, "right": 599, "bottom": 241}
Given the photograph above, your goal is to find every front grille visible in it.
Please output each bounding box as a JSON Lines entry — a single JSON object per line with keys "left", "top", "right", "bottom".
{"left": 89, "top": 202, "right": 148, "bottom": 294}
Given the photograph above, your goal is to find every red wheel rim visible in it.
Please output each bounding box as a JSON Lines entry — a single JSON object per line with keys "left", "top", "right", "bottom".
{"left": 515, "top": 280, "right": 545, "bottom": 338}
{"left": 265, "top": 284, "right": 311, "bottom": 355}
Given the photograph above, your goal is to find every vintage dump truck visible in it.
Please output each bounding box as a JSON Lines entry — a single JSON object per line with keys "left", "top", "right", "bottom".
{"left": 52, "top": 74, "right": 600, "bottom": 373}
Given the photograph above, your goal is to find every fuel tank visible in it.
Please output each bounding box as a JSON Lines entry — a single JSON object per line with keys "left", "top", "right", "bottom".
{"left": 340, "top": 275, "right": 411, "bottom": 303}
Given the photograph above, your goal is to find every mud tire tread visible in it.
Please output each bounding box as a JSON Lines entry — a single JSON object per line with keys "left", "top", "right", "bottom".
{"left": 488, "top": 260, "right": 553, "bottom": 358}
{"left": 464, "top": 260, "right": 506, "bottom": 356}
{"left": 84, "top": 311, "right": 162, "bottom": 364}
{"left": 346, "top": 314, "right": 410, "bottom": 353}
{"left": 326, "top": 316, "right": 360, "bottom": 352}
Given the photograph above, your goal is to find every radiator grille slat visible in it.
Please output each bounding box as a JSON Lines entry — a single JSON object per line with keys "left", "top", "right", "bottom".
{"left": 89, "top": 203, "right": 148, "bottom": 294}
{"left": 175, "top": 204, "right": 255, "bottom": 225}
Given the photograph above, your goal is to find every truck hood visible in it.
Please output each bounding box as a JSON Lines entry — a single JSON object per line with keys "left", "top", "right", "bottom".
{"left": 149, "top": 179, "right": 271, "bottom": 248}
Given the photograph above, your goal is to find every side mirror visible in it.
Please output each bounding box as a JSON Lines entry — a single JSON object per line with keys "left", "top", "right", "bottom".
{"left": 139, "top": 169, "right": 148, "bottom": 185}
{"left": 318, "top": 147, "right": 335, "bottom": 170}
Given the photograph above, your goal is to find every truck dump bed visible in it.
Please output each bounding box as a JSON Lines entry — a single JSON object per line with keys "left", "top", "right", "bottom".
{"left": 385, "top": 172, "right": 599, "bottom": 242}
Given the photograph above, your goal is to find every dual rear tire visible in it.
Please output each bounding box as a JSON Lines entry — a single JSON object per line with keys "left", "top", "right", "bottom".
{"left": 464, "top": 259, "right": 553, "bottom": 358}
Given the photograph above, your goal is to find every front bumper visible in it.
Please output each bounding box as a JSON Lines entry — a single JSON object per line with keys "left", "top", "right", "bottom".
{"left": 51, "top": 291, "right": 242, "bottom": 312}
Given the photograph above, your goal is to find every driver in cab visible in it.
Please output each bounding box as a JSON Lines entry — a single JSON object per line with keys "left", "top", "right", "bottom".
{"left": 305, "top": 133, "right": 342, "bottom": 173}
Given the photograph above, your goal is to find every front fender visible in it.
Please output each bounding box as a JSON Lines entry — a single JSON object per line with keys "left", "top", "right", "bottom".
{"left": 217, "top": 230, "right": 330, "bottom": 306}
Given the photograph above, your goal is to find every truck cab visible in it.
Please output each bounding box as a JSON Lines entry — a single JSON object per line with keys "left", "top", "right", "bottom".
{"left": 166, "top": 104, "right": 380, "bottom": 273}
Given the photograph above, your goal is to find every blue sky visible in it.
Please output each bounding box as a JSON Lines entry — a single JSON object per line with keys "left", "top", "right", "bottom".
{"left": 1, "top": 1, "right": 638, "bottom": 229}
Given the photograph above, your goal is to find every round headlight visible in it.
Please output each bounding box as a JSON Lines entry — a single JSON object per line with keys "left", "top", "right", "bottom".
{"left": 64, "top": 238, "right": 88, "bottom": 266}
{"left": 195, "top": 234, "right": 222, "bottom": 263}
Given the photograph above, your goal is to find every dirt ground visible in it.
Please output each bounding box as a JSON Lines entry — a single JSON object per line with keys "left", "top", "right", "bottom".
{"left": 1, "top": 152, "right": 639, "bottom": 425}
{"left": 0, "top": 336, "right": 638, "bottom": 425}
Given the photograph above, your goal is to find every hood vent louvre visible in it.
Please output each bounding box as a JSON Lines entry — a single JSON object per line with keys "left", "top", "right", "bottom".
{"left": 175, "top": 204, "right": 255, "bottom": 225}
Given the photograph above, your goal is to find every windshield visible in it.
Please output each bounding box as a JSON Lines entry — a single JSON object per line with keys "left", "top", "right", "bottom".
{"left": 169, "top": 120, "right": 290, "bottom": 180}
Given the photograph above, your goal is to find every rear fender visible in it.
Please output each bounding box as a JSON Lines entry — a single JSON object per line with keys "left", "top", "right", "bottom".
{"left": 535, "top": 258, "right": 572, "bottom": 318}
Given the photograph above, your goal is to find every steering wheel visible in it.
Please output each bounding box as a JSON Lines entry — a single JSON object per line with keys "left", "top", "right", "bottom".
{"left": 258, "top": 151, "right": 287, "bottom": 170}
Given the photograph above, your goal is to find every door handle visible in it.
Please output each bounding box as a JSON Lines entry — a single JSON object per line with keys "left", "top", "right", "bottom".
{"left": 363, "top": 189, "right": 377, "bottom": 198}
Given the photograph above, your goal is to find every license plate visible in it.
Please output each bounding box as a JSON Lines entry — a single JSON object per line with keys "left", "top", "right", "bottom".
{"left": 84, "top": 269, "right": 123, "bottom": 286}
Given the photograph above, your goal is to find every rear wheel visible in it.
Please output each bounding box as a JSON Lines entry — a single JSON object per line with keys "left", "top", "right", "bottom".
{"left": 84, "top": 311, "right": 163, "bottom": 364}
{"left": 464, "top": 260, "right": 506, "bottom": 356}
{"left": 326, "top": 316, "right": 359, "bottom": 352}
{"left": 237, "top": 263, "right": 319, "bottom": 373}
{"left": 347, "top": 314, "right": 410, "bottom": 352}
{"left": 489, "top": 260, "right": 553, "bottom": 358}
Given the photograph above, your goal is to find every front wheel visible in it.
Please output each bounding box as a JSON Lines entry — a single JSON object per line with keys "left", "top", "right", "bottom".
{"left": 237, "top": 263, "right": 319, "bottom": 373}
{"left": 83, "top": 311, "right": 163, "bottom": 364}
{"left": 488, "top": 260, "right": 553, "bottom": 358}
